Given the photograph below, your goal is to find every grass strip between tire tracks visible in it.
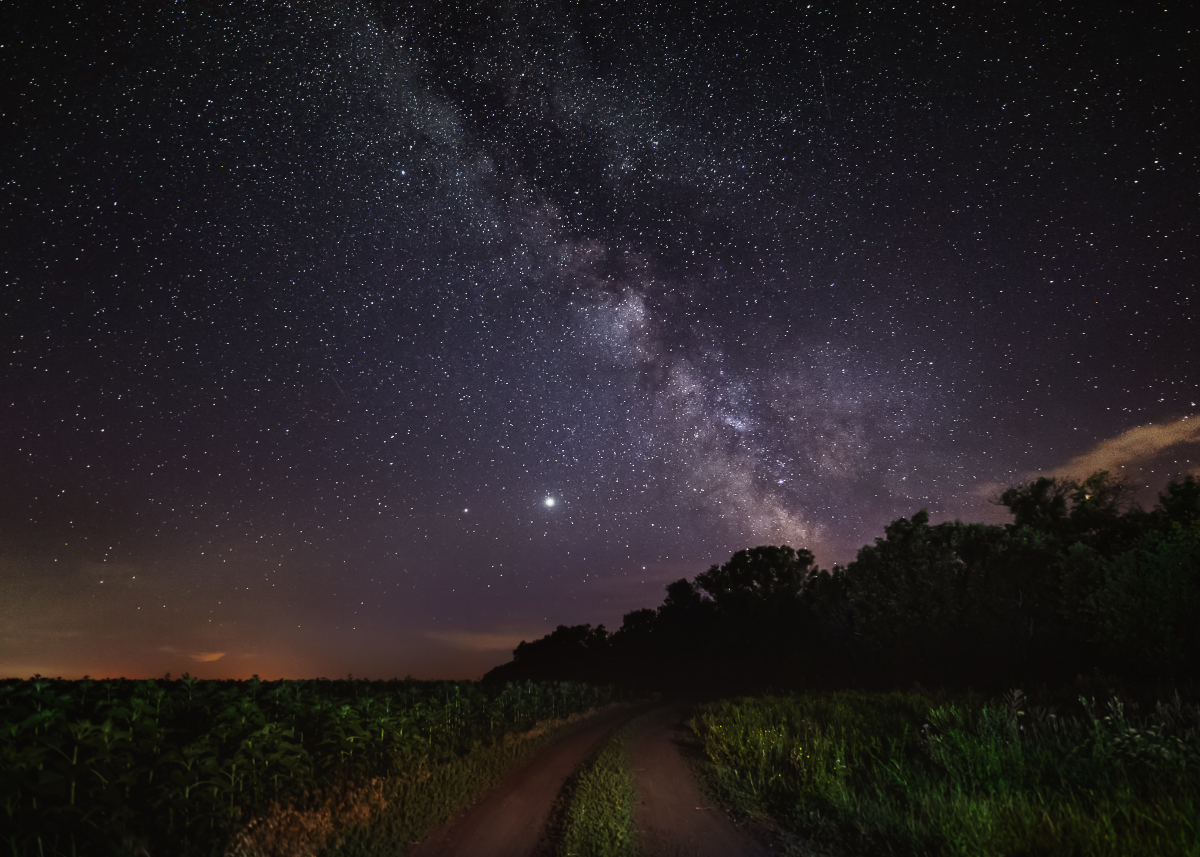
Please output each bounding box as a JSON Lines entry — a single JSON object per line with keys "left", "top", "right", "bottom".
{"left": 554, "top": 707, "right": 660, "bottom": 857}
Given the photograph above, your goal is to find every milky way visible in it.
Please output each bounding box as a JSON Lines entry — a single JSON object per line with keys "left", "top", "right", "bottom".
{"left": 3, "top": 2, "right": 1197, "bottom": 679}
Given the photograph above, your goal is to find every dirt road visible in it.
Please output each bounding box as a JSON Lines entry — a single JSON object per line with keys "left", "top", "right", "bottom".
{"left": 407, "top": 705, "right": 641, "bottom": 857}
{"left": 408, "top": 701, "right": 772, "bottom": 857}
{"left": 629, "top": 704, "right": 772, "bottom": 857}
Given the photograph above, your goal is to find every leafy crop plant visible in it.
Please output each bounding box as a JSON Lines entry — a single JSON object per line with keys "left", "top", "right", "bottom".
{"left": 1, "top": 675, "right": 617, "bottom": 856}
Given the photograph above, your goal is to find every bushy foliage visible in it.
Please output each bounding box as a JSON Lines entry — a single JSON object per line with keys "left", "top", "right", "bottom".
{"left": 843, "top": 513, "right": 1008, "bottom": 671}
{"left": 1068, "top": 520, "right": 1200, "bottom": 671}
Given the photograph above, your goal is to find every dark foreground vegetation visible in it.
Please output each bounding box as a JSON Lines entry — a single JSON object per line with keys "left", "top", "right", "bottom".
{"left": 0, "top": 676, "right": 617, "bottom": 856}
{"left": 486, "top": 472, "right": 1200, "bottom": 691}
{"left": 690, "top": 689, "right": 1200, "bottom": 856}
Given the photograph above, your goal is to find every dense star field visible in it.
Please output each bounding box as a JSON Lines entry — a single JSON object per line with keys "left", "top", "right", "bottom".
{"left": 2, "top": 1, "right": 1197, "bottom": 679}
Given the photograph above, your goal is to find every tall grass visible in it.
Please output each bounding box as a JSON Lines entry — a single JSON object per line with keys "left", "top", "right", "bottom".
{"left": 1, "top": 675, "right": 616, "bottom": 856}
{"left": 690, "top": 689, "right": 1200, "bottom": 856}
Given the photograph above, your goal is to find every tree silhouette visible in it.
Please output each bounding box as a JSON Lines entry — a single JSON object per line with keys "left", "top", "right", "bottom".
{"left": 485, "top": 472, "right": 1200, "bottom": 689}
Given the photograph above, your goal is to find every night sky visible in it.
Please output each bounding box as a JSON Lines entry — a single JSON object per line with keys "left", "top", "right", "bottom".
{"left": 3, "top": 1, "right": 1197, "bottom": 680}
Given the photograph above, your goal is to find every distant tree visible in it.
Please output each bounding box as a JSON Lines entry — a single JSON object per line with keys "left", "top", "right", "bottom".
{"left": 1087, "top": 524, "right": 1200, "bottom": 672}
{"left": 1156, "top": 474, "right": 1200, "bottom": 528}
{"left": 617, "top": 608, "right": 658, "bottom": 638}
{"left": 801, "top": 565, "right": 857, "bottom": 683}
{"left": 984, "top": 523, "right": 1074, "bottom": 673}
{"left": 1000, "top": 470, "right": 1149, "bottom": 555}
{"left": 845, "top": 510, "right": 1007, "bottom": 680}
{"left": 483, "top": 624, "right": 609, "bottom": 683}
{"left": 694, "top": 545, "right": 814, "bottom": 607}
{"left": 512, "top": 623, "right": 608, "bottom": 664}
{"left": 1067, "top": 471, "right": 1151, "bottom": 554}
{"left": 1000, "top": 476, "right": 1073, "bottom": 534}
{"left": 660, "top": 578, "right": 707, "bottom": 615}
{"left": 806, "top": 565, "right": 854, "bottom": 647}
{"left": 1061, "top": 475, "right": 1200, "bottom": 676}
{"left": 693, "top": 545, "right": 816, "bottom": 660}
{"left": 610, "top": 608, "right": 659, "bottom": 663}
{"left": 652, "top": 578, "right": 716, "bottom": 659}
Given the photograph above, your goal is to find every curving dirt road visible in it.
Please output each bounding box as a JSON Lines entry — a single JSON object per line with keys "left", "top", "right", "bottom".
{"left": 629, "top": 704, "right": 772, "bottom": 857}
{"left": 407, "top": 705, "right": 642, "bottom": 857}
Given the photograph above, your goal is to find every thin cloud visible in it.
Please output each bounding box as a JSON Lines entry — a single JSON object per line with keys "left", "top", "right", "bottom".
{"left": 1045, "top": 415, "right": 1200, "bottom": 482}
{"left": 426, "top": 631, "right": 528, "bottom": 652}
{"left": 191, "top": 651, "right": 227, "bottom": 663}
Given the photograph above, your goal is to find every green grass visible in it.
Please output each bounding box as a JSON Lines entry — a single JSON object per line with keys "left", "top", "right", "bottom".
{"left": 689, "top": 689, "right": 1200, "bottom": 857}
{"left": 555, "top": 709, "right": 655, "bottom": 857}
{"left": 1, "top": 675, "right": 618, "bottom": 856}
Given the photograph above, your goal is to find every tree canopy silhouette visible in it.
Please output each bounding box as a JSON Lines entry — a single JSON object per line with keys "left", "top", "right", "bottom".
{"left": 484, "top": 472, "right": 1200, "bottom": 690}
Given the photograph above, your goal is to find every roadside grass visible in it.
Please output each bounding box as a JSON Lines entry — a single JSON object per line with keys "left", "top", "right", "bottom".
{"left": 554, "top": 708, "right": 657, "bottom": 857}
{"left": 0, "top": 676, "right": 618, "bottom": 857}
{"left": 689, "top": 689, "right": 1200, "bottom": 857}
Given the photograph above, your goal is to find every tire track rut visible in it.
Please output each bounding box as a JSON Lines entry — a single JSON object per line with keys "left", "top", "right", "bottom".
{"left": 629, "top": 703, "right": 772, "bottom": 857}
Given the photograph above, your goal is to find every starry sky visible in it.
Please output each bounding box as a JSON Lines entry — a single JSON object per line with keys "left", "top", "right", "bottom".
{"left": 3, "top": 1, "right": 1197, "bottom": 680}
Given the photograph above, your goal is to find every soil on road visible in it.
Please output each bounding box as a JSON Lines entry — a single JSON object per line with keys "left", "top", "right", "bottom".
{"left": 407, "top": 704, "right": 642, "bottom": 857}
{"left": 629, "top": 704, "right": 773, "bottom": 857}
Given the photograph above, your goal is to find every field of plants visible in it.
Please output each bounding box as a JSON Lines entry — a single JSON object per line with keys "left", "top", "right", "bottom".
{"left": 690, "top": 689, "right": 1200, "bottom": 856}
{"left": 0, "top": 674, "right": 617, "bottom": 856}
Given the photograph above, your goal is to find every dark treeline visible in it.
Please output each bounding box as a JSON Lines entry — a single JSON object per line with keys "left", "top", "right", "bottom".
{"left": 484, "top": 472, "right": 1200, "bottom": 692}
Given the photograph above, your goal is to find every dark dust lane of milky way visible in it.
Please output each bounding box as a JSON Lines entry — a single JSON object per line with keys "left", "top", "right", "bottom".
{"left": 2, "top": 2, "right": 1196, "bottom": 679}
